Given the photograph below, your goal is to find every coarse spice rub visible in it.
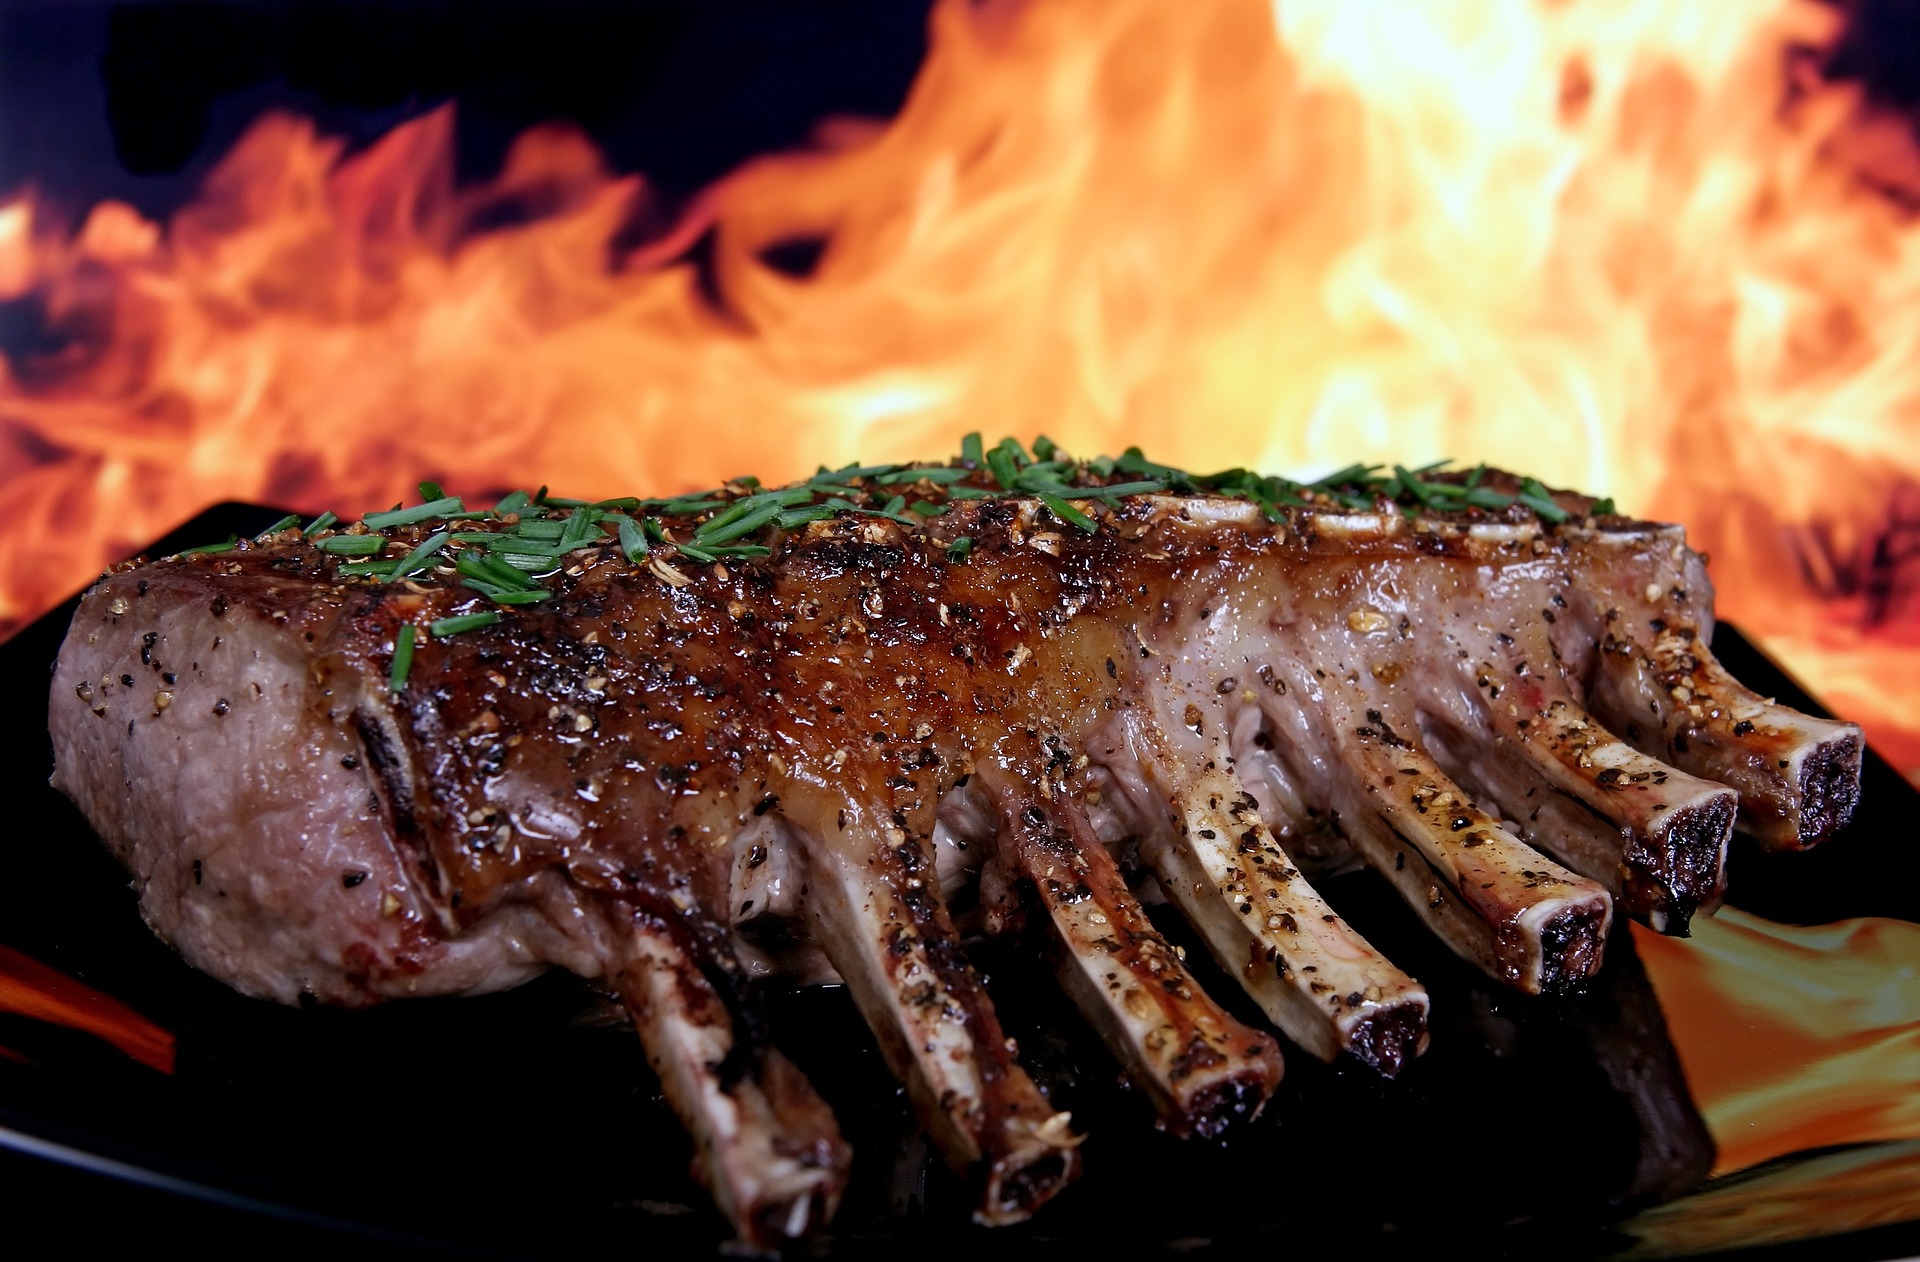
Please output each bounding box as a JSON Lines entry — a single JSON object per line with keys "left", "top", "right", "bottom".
{"left": 51, "top": 436, "right": 1860, "bottom": 1245}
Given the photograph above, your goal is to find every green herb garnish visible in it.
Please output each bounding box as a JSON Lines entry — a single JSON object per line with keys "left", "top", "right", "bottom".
{"left": 176, "top": 536, "right": 238, "bottom": 556}
{"left": 363, "top": 496, "right": 464, "bottom": 531}
{"left": 389, "top": 625, "right": 416, "bottom": 693}
{"left": 614, "top": 514, "right": 648, "bottom": 562}
{"left": 1036, "top": 493, "right": 1098, "bottom": 533}
{"left": 386, "top": 531, "right": 451, "bottom": 583}
{"left": 318, "top": 535, "right": 386, "bottom": 556}
{"left": 431, "top": 611, "right": 500, "bottom": 638}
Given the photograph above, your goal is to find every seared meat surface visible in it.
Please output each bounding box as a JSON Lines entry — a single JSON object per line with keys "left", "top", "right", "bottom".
{"left": 48, "top": 449, "right": 1861, "bottom": 1244}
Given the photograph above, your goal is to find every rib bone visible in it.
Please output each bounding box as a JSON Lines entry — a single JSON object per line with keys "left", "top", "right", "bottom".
{"left": 982, "top": 771, "right": 1284, "bottom": 1136}
{"left": 1317, "top": 704, "right": 1614, "bottom": 994}
{"left": 614, "top": 918, "right": 850, "bottom": 1248}
{"left": 1110, "top": 711, "right": 1430, "bottom": 1074}
{"left": 1590, "top": 632, "right": 1863, "bottom": 850}
{"left": 784, "top": 791, "right": 1080, "bottom": 1225}
{"left": 1563, "top": 524, "right": 1863, "bottom": 849}
{"left": 1418, "top": 648, "right": 1736, "bottom": 934}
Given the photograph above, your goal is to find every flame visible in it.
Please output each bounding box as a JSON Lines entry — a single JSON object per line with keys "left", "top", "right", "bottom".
{"left": 1, "top": 0, "right": 1918, "bottom": 768}
{"left": 0, "top": 945, "right": 175, "bottom": 1073}
{"left": 1634, "top": 911, "right": 1920, "bottom": 1176}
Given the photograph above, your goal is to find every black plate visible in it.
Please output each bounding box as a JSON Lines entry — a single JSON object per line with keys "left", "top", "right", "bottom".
{"left": 4, "top": 503, "right": 1917, "bottom": 1258}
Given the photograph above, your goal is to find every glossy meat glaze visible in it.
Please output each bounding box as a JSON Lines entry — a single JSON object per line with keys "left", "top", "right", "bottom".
{"left": 48, "top": 465, "right": 1862, "bottom": 1243}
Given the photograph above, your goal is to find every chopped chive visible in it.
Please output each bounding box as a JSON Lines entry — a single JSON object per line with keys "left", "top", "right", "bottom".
{"left": 449, "top": 531, "right": 502, "bottom": 543}
{"left": 776, "top": 504, "right": 839, "bottom": 529}
{"left": 1114, "top": 447, "right": 1190, "bottom": 484}
{"left": 492, "top": 490, "right": 532, "bottom": 517}
{"left": 946, "top": 536, "right": 974, "bottom": 562}
{"left": 541, "top": 497, "right": 593, "bottom": 509}
{"left": 386, "top": 531, "right": 451, "bottom": 583}
{"left": 908, "top": 500, "right": 948, "bottom": 517}
{"left": 1085, "top": 479, "right": 1166, "bottom": 498}
{"left": 593, "top": 496, "right": 643, "bottom": 511}
{"left": 486, "top": 537, "right": 570, "bottom": 558}
{"left": 1309, "top": 463, "right": 1379, "bottom": 489}
{"left": 1393, "top": 465, "right": 1436, "bottom": 507}
{"left": 1412, "top": 458, "right": 1452, "bottom": 475}
{"left": 337, "top": 559, "right": 400, "bottom": 577}
{"left": 460, "top": 579, "right": 550, "bottom": 604}
{"left": 677, "top": 542, "right": 717, "bottom": 563}
{"left": 1517, "top": 478, "right": 1570, "bottom": 523}
{"left": 1465, "top": 486, "right": 1515, "bottom": 510}
{"left": 176, "top": 536, "right": 238, "bottom": 556}
{"left": 705, "top": 545, "right": 772, "bottom": 558}
{"left": 363, "top": 496, "right": 464, "bottom": 531}
{"left": 1037, "top": 492, "right": 1098, "bottom": 533}
{"left": 1589, "top": 497, "right": 1617, "bottom": 516}
{"left": 696, "top": 503, "right": 783, "bottom": 545}
{"left": 389, "top": 625, "right": 416, "bottom": 693}
{"left": 302, "top": 510, "right": 339, "bottom": 537}
{"left": 947, "top": 486, "right": 994, "bottom": 500}
{"left": 510, "top": 519, "right": 567, "bottom": 540}
{"left": 615, "top": 514, "right": 648, "bottom": 562}
{"left": 318, "top": 535, "right": 386, "bottom": 556}
{"left": 255, "top": 514, "right": 301, "bottom": 538}
{"left": 1014, "top": 472, "right": 1077, "bottom": 499}
{"left": 1032, "top": 434, "right": 1058, "bottom": 461}
{"left": 985, "top": 446, "right": 1018, "bottom": 490}
{"left": 455, "top": 552, "right": 534, "bottom": 591}
{"left": 1466, "top": 464, "right": 1487, "bottom": 489}
{"left": 558, "top": 508, "right": 601, "bottom": 551}
{"left": 643, "top": 517, "right": 667, "bottom": 542}
{"left": 960, "top": 433, "right": 984, "bottom": 467}
{"left": 431, "top": 611, "right": 500, "bottom": 638}
{"left": 696, "top": 489, "right": 809, "bottom": 540}
{"left": 494, "top": 552, "right": 559, "bottom": 572}
{"left": 647, "top": 497, "right": 728, "bottom": 515}
{"left": 419, "top": 480, "right": 445, "bottom": 502}
{"left": 873, "top": 466, "right": 970, "bottom": 485}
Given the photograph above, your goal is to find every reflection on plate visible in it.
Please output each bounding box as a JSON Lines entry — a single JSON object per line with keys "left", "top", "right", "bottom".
{"left": 4, "top": 503, "right": 1917, "bottom": 1258}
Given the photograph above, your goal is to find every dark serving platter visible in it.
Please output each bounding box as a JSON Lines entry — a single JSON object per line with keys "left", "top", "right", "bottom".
{"left": 4, "top": 502, "right": 1917, "bottom": 1258}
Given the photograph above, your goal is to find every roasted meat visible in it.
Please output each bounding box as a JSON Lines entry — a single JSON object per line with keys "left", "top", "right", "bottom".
{"left": 48, "top": 447, "right": 1862, "bottom": 1244}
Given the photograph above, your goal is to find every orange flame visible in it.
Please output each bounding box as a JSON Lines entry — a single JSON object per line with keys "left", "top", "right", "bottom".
{"left": 1635, "top": 912, "right": 1920, "bottom": 1176}
{"left": 0, "top": 945, "right": 175, "bottom": 1074}
{"left": 1, "top": 0, "right": 1917, "bottom": 771}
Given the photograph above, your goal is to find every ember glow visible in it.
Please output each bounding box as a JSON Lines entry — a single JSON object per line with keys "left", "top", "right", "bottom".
{"left": 1, "top": 0, "right": 1918, "bottom": 776}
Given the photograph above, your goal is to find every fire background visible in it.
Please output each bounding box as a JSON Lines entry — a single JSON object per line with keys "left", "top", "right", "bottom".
{"left": 5, "top": 1, "right": 1920, "bottom": 230}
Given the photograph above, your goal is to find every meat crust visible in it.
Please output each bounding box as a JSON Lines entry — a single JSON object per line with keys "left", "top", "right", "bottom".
{"left": 48, "top": 458, "right": 1862, "bottom": 1241}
